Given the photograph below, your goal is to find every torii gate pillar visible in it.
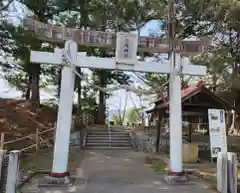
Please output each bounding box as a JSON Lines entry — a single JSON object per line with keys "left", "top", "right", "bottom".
{"left": 166, "top": 54, "right": 186, "bottom": 183}
{"left": 51, "top": 42, "right": 77, "bottom": 177}
{"left": 51, "top": 65, "right": 75, "bottom": 177}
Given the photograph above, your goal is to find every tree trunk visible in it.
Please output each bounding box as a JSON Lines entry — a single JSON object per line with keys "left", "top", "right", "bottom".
{"left": 231, "top": 90, "right": 240, "bottom": 135}
{"left": 235, "top": 90, "right": 240, "bottom": 113}
{"left": 156, "top": 112, "right": 162, "bottom": 153}
{"left": 78, "top": 0, "right": 88, "bottom": 124}
{"left": 167, "top": 74, "right": 170, "bottom": 100}
{"left": 138, "top": 94, "right": 144, "bottom": 125}
{"left": 76, "top": 67, "right": 82, "bottom": 117}
{"left": 24, "top": 74, "right": 32, "bottom": 100}
{"left": 30, "top": 64, "right": 40, "bottom": 111}
{"left": 57, "top": 68, "right": 62, "bottom": 98}
{"left": 226, "top": 111, "right": 232, "bottom": 135}
{"left": 97, "top": 70, "right": 106, "bottom": 125}
{"left": 211, "top": 68, "right": 217, "bottom": 93}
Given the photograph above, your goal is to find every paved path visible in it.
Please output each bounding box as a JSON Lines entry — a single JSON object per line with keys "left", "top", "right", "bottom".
{"left": 22, "top": 149, "right": 214, "bottom": 193}
{"left": 78, "top": 149, "right": 213, "bottom": 193}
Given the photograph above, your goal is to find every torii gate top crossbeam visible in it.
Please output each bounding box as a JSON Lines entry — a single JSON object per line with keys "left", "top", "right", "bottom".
{"left": 23, "top": 18, "right": 210, "bottom": 56}
{"left": 30, "top": 49, "right": 206, "bottom": 76}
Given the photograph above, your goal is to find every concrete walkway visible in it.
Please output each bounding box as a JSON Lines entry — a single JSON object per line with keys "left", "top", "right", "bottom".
{"left": 78, "top": 149, "right": 213, "bottom": 193}
{"left": 22, "top": 149, "right": 214, "bottom": 193}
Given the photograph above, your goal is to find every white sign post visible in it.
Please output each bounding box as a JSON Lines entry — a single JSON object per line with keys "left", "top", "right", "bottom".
{"left": 30, "top": 36, "right": 206, "bottom": 179}
{"left": 208, "top": 109, "right": 228, "bottom": 193}
{"left": 208, "top": 109, "right": 227, "bottom": 157}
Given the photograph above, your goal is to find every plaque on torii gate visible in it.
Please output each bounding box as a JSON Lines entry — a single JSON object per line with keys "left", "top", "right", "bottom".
{"left": 23, "top": 18, "right": 209, "bottom": 56}
{"left": 23, "top": 18, "right": 209, "bottom": 181}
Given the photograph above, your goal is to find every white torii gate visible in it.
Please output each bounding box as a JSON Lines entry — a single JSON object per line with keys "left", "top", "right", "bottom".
{"left": 30, "top": 39, "right": 206, "bottom": 178}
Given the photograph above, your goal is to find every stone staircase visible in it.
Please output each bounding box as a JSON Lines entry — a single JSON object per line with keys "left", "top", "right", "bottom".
{"left": 85, "top": 126, "right": 132, "bottom": 149}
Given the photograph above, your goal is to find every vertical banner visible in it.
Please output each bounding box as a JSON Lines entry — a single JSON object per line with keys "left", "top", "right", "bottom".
{"left": 208, "top": 109, "right": 227, "bottom": 158}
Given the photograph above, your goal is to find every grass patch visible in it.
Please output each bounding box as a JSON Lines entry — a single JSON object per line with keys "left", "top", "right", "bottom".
{"left": 20, "top": 147, "right": 83, "bottom": 175}
{"left": 20, "top": 149, "right": 52, "bottom": 174}
{"left": 151, "top": 165, "right": 167, "bottom": 173}
{"left": 207, "top": 183, "right": 217, "bottom": 191}
{"left": 196, "top": 171, "right": 216, "bottom": 179}
{"left": 145, "top": 155, "right": 168, "bottom": 173}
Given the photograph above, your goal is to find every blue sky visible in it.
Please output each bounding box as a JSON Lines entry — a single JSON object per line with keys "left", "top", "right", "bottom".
{"left": 0, "top": 16, "right": 159, "bottom": 111}
{"left": 140, "top": 20, "right": 159, "bottom": 36}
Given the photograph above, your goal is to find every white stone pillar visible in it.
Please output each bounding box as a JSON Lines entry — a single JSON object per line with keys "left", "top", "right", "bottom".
{"left": 217, "top": 152, "right": 228, "bottom": 193}
{"left": 51, "top": 41, "right": 77, "bottom": 177}
{"left": 169, "top": 54, "right": 182, "bottom": 173}
{"left": 6, "top": 150, "right": 20, "bottom": 193}
{"left": 227, "top": 152, "right": 237, "bottom": 193}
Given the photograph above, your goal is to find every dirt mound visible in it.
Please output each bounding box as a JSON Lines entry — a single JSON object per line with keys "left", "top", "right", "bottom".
{"left": 0, "top": 99, "right": 57, "bottom": 151}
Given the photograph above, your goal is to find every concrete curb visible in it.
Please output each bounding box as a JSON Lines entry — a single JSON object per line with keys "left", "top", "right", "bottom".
{"left": 146, "top": 153, "right": 216, "bottom": 180}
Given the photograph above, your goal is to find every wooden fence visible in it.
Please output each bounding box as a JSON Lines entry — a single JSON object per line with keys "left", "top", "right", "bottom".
{"left": 0, "top": 125, "right": 56, "bottom": 193}
{"left": 0, "top": 114, "right": 95, "bottom": 193}
{"left": 0, "top": 128, "right": 55, "bottom": 153}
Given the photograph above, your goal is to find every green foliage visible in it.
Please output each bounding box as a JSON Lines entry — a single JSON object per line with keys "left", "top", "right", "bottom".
{"left": 111, "top": 114, "right": 123, "bottom": 125}
{"left": 174, "top": 0, "right": 240, "bottom": 110}
{"left": 4, "top": 71, "right": 28, "bottom": 91}
{"left": 126, "top": 107, "right": 141, "bottom": 124}
{"left": 3, "top": 0, "right": 240, "bottom": 121}
{"left": 144, "top": 73, "right": 168, "bottom": 87}
{"left": 2, "top": 20, "right": 54, "bottom": 92}
{"left": 81, "top": 85, "right": 98, "bottom": 113}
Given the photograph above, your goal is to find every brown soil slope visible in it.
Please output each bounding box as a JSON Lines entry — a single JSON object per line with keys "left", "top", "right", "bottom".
{"left": 0, "top": 99, "right": 57, "bottom": 151}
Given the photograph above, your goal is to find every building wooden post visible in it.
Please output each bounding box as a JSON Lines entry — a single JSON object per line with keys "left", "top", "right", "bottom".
{"left": 6, "top": 150, "right": 20, "bottom": 193}
{"left": 147, "top": 114, "right": 151, "bottom": 133}
{"left": 188, "top": 122, "right": 192, "bottom": 143}
{"left": 0, "top": 133, "right": 4, "bottom": 150}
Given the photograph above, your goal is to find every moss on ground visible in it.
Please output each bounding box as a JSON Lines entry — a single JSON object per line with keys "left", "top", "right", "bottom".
{"left": 151, "top": 165, "right": 167, "bottom": 173}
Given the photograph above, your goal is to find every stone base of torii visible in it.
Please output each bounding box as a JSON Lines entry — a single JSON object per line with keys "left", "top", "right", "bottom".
{"left": 29, "top": 38, "right": 206, "bottom": 186}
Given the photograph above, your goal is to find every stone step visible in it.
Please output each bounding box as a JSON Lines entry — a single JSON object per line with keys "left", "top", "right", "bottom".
{"left": 85, "top": 146, "right": 132, "bottom": 150}
{"left": 88, "top": 130, "right": 129, "bottom": 133}
{"left": 86, "top": 142, "right": 132, "bottom": 147}
{"left": 87, "top": 132, "right": 129, "bottom": 136}
{"left": 87, "top": 135, "right": 130, "bottom": 139}
{"left": 88, "top": 131, "right": 129, "bottom": 133}
{"left": 88, "top": 129, "right": 109, "bottom": 132}
{"left": 87, "top": 139, "right": 131, "bottom": 142}
{"left": 86, "top": 139, "right": 132, "bottom": 144}
{"left": 87, "top": 138, "right": 131, "bottom": 141}
{"left": 85, "top": 128, "right": 132, "bottom": 149}
{"left": 87, "top": 136, "right": 131, "bottom": 139}
{"left": 86, "top": 139, "right": 131, "bottom": 143}
{"left": 87, "top": 136, "right": 130, "bottom": 139}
